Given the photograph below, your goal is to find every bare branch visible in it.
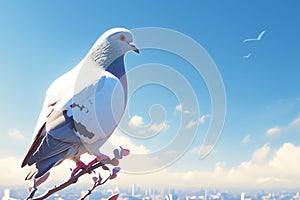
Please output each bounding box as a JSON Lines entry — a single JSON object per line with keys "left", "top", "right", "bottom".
{"left": 27, "top": 159, "right": 118, "bottom": 200}
{"left": 25, "top": 146, "right": 130, "bottom": 200}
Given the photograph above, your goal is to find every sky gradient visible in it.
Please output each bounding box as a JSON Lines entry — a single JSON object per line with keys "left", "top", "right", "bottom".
{"left": 0, "top": 1, "right": 300, "bottom": 191}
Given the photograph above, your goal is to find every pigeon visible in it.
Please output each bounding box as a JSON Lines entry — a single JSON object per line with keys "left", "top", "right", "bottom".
{"left": 21, "top": 28, "right": 139, "bottom": 181}
{"left": 243, "top": 53, "right": 251, "bottom": 58}
{"left": 243, "top": 30, "right": 266, "bottom": 42}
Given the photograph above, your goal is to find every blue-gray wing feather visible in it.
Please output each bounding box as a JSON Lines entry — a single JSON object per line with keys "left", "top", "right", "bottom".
{"left": 22, "top": 109, "right": 81, "bottom": 169}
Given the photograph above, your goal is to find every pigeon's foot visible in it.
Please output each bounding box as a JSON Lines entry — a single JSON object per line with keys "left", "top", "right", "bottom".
{"left": 71, "top": 161, "right": 87, "bottom": 176}
{"left": 87, "top": 153, "right": 110, "bottom": 166}
{"left": 87, "top": 158, "right": 99, "bottom": 167}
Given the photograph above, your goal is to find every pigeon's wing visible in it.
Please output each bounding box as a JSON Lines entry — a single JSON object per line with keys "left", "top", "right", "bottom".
{"left": 21, "top": 64, "right": 105, "bottom": 168}
{"left": 21, "top": 69, "right": 81, "bottom": 169}
{"left": 258, "top": 30, "right": 266, "bottom": 40}
{"left": 32, "top": 68, "right": 77, "bottom": 138}
{"left": 21, "top": 109, "right": 81, "bottom": 166}
{"left": 21, "top": 107, "right": 83, "bottom": 179}
{"left": 243, "top": 38, "right": 256, "bottom": 43}
{"left": 72, "top": 71, "right": 126, "bottom": 154}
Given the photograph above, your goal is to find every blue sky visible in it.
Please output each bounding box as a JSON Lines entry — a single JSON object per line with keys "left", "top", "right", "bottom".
{"left": 0, "top": 1, "right": 300, "bottom": 190}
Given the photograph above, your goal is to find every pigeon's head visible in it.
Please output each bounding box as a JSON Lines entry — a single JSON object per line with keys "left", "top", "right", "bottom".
{"left": 89, "top": 28, "right": 139, "bottom": 67}
{"left": 103, "top": 28, "right": 140, "bottom": 54}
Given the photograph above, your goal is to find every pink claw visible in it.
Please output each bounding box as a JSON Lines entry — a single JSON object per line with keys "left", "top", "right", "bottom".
{"left": 87, "top": 154, "right": 110, "bottom": 167}
{"left": 71, "top": 161, "right": 87, "bottom": 176}
{"left": 87, "top": 158, "right": 99, "bottom": 166}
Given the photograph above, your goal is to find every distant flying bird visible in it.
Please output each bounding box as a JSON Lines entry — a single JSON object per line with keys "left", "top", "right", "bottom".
{"left": 243, "top": 53, "right": 251, "bottom": 59}
{"left": 243, "top": 30, "right": 266, "bottom": 42}
{"left": 21, "top": 28, "right": 139, "bottom": 182}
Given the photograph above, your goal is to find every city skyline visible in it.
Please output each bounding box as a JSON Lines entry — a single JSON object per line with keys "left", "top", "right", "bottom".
{"left": 2, "top": 185, "right": 300, "bottom": 200}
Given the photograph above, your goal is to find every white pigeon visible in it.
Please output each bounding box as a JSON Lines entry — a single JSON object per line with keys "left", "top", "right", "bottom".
{"left": 21, "top": 28, "right": 139, "bottom": 181}
{"left": 243, "top": 30, "right": 266, "bottom": 42}
{"left": 243, "top": 53, "right": 251, "bottom": 58}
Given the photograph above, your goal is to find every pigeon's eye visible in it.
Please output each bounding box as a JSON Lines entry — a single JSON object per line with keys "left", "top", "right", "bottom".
{"left": 119, "top": 35, "right": 126, "bottom": 41}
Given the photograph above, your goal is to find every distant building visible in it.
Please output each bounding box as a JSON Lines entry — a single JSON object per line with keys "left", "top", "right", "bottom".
{"left": 2, "top": 189, "right": 17, "bottom": 200}
{"left": 240, "top": 192, "right": 251, "bottom": 200}
{"left": 114, "top": 186, "right": 120, "bottom": 194}
{"left": 165, "top": 193, "right": 178, "bottom": 200}
{"left": 293, "top": 192, "right": 300, "bottom": 200}
{"left": 185, "top": 195, "right": 197, "bottom": 200}
{"left": 132, "top": 184, "right": 136, "bottom": 197}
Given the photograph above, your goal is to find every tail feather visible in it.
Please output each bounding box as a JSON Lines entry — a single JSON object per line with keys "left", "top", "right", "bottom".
{"left": 22, "top": 124, "right": 45, "bottom": 168}
{"left": 25, "top": 168, "right": 38, "bottom": 180}
{"left": 25, "top": 150, "right": 67, "bottom": 180}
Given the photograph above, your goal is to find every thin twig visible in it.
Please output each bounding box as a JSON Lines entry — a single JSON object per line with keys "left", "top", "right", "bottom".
{"left": 80, "top": 182, "right": 97, "bottom": 200}
{"left": 80, "top": 175, "right": 111, "bottom": 200}
{"left": 26, "top": 187, "right": 37, "bottom": 199}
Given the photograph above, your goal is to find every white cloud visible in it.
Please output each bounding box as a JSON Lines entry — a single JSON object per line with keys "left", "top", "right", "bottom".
{"left": 183, "top": 110, "right": 191, "bottom": 114}
{"left": 190, "top": 146, "right": 201, "bottom": 155}
{"left": 184, "top": 114, "right": 210, "bottom": 129}
{"left": 175, "top": 104, "right": 195, "bottom": 115}
{"left": 241, "top": 134, "right": 251, "bottom": 144}
{"left": 269, "top": 143, "right": 300, "bottom": 174}
{"left": 265, "top": 115, "right": 300, "bottom": 136}
{"left": 128, "top": 115, "right": 145, "bottom": 128}
{"left": 266, "top": 126, "right": 281, "bottom": 136}
{"left": 199, "top": 114, "right": 210, "bottom": 124}
{"left": 198, "top": 116, "right": 206, "bottom": 124}
{"left": 112, "top": 142, "right": 300, "bottom": 189}
{"left": 8, "top": 129, "right": 26, "bottom": 141}
{"left": 252, "top": 143, "right": 270, "bottom": 163}
{"left": 127, "top": 114, "right": 169, "bottom": 135}
{"left": 290, "top": 115, "right": 300, "bottom": 127}
{"left": 1, "top": 143, "right": 300, "bottom": 190}
{"left": 200, "top": 145, "right": 217, "bottom": 157}
{"left": 184, "top": 120, "right": 197, "bottom": 129}
{"left": 149, "top": 121, "right": 169, "bottom": 132}
{"left": 0, "top": 156, "right": 28, "bottom": 186}
{"left": 175, "top": 104, "right": 182, "bottom": 111}
{"left": 104, "top": 129, "right": 150, "bottom": 155}
{"left": 183, "top": 109, "right": 196, "bottom": 115}
{"left": 190, "top": 145, "right": 216, "bottom": 156}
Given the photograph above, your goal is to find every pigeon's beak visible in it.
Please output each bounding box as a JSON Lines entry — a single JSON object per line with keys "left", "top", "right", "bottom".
{"left": 130, "top": 44, "right": 140, "bottom": 54}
